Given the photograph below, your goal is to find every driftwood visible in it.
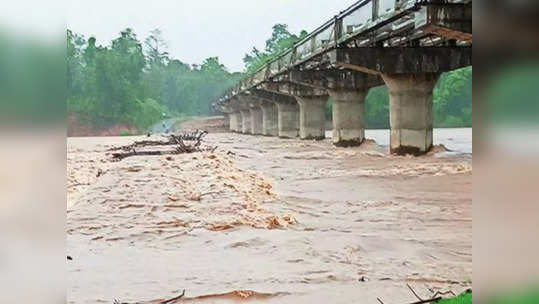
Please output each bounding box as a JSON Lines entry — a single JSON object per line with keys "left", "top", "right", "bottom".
{"left": 109, "top": 130, "right": 216, "bottom": 161}
{"left": 111, "top": 146, "right": 217, "bottom": 161}
{"left": 406, "top": 284, "right": 444, "bottom": 304}
{"left": 377, "top": 295, "right": 441, "bottom": 304}
{"left": 113, "top": 289, "right": 185, "bottom": 304}
{"left": 431, "top": 290, "right": 456, "bottom": 298}
{"left": 108, "top": 130, "right": 208, "bottom": 152}
{"left": 377, "top": 284, "right": 457, "bottom": 304}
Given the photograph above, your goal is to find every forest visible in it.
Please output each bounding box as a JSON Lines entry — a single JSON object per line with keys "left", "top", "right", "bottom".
{"left": 67, "top": 24, "right": 472, "bottom": 134}
{"left": 67, "top": 28, "right": 242, "bottom": 133}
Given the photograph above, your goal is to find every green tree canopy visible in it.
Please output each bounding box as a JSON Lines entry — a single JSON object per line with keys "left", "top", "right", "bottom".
{"left": 67, "top": 28, "right": 243, "bottom": 133}
{"left": 243, "top": 24, "right": 308, "bottom": 73}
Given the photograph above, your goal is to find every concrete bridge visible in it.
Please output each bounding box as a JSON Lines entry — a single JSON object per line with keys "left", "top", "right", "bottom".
{"left": 214, "top": 0, "right": 472, "bottom": 155}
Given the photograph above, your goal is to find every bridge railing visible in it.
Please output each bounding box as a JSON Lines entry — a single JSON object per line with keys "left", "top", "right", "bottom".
{"left": 217, "top": 0, "right": 466, "bottom": 105}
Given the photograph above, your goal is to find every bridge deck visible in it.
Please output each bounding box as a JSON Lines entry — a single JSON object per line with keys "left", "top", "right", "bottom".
{"left": 216, "top": 0, "right": 471, "bottom": 105}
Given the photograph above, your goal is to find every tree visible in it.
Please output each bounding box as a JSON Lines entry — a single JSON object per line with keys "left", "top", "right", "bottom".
{"left": 67, "top": 28, "right": 244, "bottom": 134}
{"left": 243, "top": 24, "right": 308, "bottom": 73}
{"left": 144, "top": 28, "right": 169, "bottom": 69}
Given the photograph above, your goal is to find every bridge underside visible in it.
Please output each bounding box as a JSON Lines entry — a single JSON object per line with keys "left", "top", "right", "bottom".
{"left": 215, "top": 0, "right": 472, "bottom": 155}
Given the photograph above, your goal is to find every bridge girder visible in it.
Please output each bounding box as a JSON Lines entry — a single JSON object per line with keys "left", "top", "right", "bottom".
{"left": 281, "top": 69, "right": 383, "bottom": 91}
{"left": 329, "top": 46, "right": 472, "bottom": 75}
{"left": 261, "top": 81, "right": 328, "bottom": 98}
{"left": 246, "top": 89, "right": 297, "bottom": 105}
{"left": 224, "top": 96, "right": 254, "bottom": 112}
{"left": 260, "top": 81, "right": 328, "bottom": 97}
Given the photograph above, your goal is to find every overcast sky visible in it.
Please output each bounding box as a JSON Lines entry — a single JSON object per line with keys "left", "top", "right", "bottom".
{"left": 65, "top": 0, "right": 357, "bottom": 72}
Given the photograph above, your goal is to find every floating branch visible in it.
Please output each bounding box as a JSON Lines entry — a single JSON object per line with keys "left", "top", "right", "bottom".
{"left": 109, "top": 130, "right": 216, "bottom": 161}
{"left": 113, "top": 289, "right": 185, "bottom": 304}
{"left": 377, "top": 283, "right": 453, "bottom": 304}
{"left": 108, "top": 130, "right": 209, "bottom": 152}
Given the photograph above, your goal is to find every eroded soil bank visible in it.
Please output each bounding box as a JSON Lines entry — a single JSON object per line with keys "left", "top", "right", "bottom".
{"left": 67, "top": 130, "right": 472, "bottom": 304}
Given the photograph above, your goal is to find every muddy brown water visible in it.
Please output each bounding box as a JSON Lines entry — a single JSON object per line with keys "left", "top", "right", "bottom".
{"left": 67, "top": 131, "right": 472, "bottom": 304}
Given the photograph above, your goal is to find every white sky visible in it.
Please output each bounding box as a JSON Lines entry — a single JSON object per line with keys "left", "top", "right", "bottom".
{"left": 65, "top": 0, "right": 358, "bottom": 72}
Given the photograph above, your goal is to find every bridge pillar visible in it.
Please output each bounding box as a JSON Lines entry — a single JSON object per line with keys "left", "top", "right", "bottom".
{"left": 328, "top": 89, "right": 367, "bottom": 147}
{"left": 296, "top": 96, "right": 327, "bottom": 140}
{"left": 276, "top": 102, "right": 299, "bottom": 138}
{"left": 228, "top": 113, "right": 236, "bottom": 132}
{"left": 260, "top": 102, "right": 279, "bottom": 136}
{"left": 250, "top": 107, "right": 264, "bottom": 135}
{"left": 382, "top": 73, "right": 440, "bottom": 155}
{"left": 229, "top": 112, "right": 242, "bottom": 132}
{"left": 240, "top": 110, "right": 252, "bottom": 134}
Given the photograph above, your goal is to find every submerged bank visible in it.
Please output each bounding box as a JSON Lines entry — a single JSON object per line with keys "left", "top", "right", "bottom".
{"left": 67, "top": 129, "right": 472, "bottom": 304}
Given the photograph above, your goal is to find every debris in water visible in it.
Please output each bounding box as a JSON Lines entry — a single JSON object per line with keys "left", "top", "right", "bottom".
{"left": 113, "top": 289, "right": 185, "bottom": 304}
{"left": 109, "top": 130, "right": 217, "bottom": 161}
{"left": 108, "top": 130, "right": 209, "bottom": 151}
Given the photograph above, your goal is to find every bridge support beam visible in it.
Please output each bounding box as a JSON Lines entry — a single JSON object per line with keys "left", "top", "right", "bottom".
{"left": 382, "top": 73, "right": 440, "bottom": 156}
{"left": 328, "top": 89, "right": 367, "bottom": 147}
{"left": 330, "top": 47, "right": 471, "bottom": 75}
{"left": 276, "top": 102, "right": 299, "bottom": 138}
{"left": 250, "top": 107, "right": 264, "bottom": 135}
{"left": 260, "top": 102, "right": 279, "bottom": 136}
{"left": 296, "top": 96, "right": 327, "bottom": 140}
{"left": 240, "top": 110, "right": 252, "bottom": 134}
{"left": 229, "top": 112, "right": 242, "bottom": 132}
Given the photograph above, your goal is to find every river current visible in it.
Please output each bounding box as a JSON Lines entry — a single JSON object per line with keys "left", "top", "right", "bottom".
{"left": 67, "top": 128, "right": 472, "bottom": 303}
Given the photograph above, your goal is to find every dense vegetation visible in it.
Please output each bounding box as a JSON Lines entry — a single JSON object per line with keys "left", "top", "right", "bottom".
{"left": 67, "top": 28, "right": 242, "bottom": 132}
{"left": 67, "top": 24, "right": 471, "bottom": 134}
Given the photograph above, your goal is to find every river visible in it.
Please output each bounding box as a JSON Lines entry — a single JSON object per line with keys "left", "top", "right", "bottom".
{"left": 67, "top": 128, "right": 472, "bottom": 303}
{"left": 360, "top": 128, "right": 472, "bottom": 154}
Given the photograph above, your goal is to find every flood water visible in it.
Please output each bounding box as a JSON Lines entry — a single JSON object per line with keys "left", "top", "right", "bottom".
{"left": 67, "top": 128, "right": 472, "bottom": 303}
{"left": 363, "top": 128, "right": 472, "bottom": 154}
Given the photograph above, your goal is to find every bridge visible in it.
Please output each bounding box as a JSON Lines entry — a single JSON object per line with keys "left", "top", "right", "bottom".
{"left": 213, "top": 0, "right": 472, "bottom": 155}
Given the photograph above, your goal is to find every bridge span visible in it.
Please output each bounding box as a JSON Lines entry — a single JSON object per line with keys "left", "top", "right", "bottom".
{"left": 214, "top": 0, "right": 472, "bottom": 155}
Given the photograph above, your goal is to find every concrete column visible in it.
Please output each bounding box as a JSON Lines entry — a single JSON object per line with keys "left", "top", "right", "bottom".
{"left": 382, "top": 73, "right": 440, "bottom": 155}
{"left": 250, "top": 107, "right": 263, "bottom": 135}
{"left": 235, "top": 112, "right": 243, "bottom": 132}
{"left": 229, "top": 112, "right": 241, "bottom": 132}
{"left": 296, "top": 96, "right": 327, "bottom": 140}
{"left": 260, "top": 102, "right": 279, "bottom": 136}
{"left": 228, "top": 113, "right": 235, "bottom": 132}
{"left": 240, "top": 110, "right": 252, "bottom": 134}
{"left": 276, "top": 102, "right": 299, "bottom": 138}
{"left": 328, "top": 89, "right": 367, "bottom": 147}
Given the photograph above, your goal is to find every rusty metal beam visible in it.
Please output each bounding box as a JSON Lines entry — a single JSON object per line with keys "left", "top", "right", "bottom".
{"left": 415, "top": 2, "right": 472, "bottom": 43}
